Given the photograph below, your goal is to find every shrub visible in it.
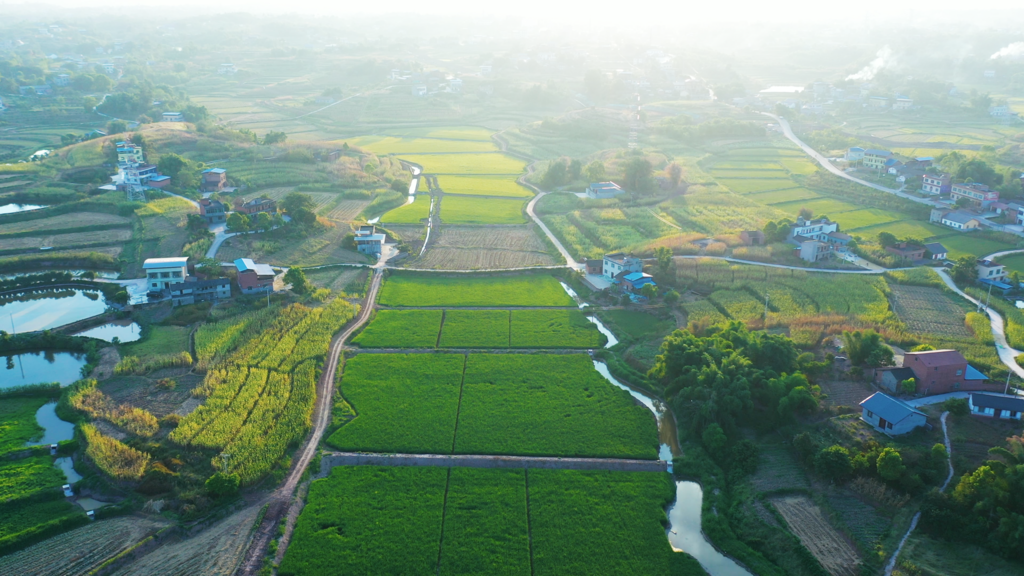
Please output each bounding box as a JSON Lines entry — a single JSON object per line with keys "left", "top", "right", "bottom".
{"left": 876, "top": 448, "right": 905, "bottom": 481}
{"left": 815, "top": 445, "right": 852, "bottom": 482}
{"left": 205, "top": 472, "right": 241, "bottom": 497}
{"left": 942, "top": 398, "right": 969, "bottom": 417}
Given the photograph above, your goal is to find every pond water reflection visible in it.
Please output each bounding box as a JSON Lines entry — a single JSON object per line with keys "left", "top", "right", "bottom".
{"left": 0, "top": 351, "right": 87, "bottom": 388}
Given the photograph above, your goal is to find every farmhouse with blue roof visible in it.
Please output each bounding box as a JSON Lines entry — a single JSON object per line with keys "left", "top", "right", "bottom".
{"left": 859, "top": 392, "right": 926, "bottom": 435}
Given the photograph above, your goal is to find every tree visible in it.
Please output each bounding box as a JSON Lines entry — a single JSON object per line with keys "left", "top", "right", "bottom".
{"left": 205, "top": 472, "right": 240, "bottom": 497}
{"left": 763, "top": 221, "right": 778, "bottom": 242}
{"left": 842, "top": 330, "right": 893, "bottom": 367}
{"left": 654, "top": 246, "right": 673, "bottom": 277}
{"left": 664, "top": 289, "right": 680, "bottom": 305}
{"left": 585, "top": 160, "right": 606, "bottom": 182}
{"left": 702, "top": 423, "right": 727, "bottom": 452}
{"left": 899, "top": 378, "right": 917, "bottom": 395}
{"left": 640, "top": 283, "right": 658, "bottom": 299}
{"left": 567, "top": 159, "right": 582, "bottom": 181}
{"left": 285, "top": 267, "right": 309, "bottom": 294}
{"left": 877, "top": 448, "right": 906, "bottom": 481}
{"left": 541, "top": 159, "right": 568, "bottom": 189}
{"left": 157, "top": 153, "right": 189, "bottom": 179}
{"left": 226, "top": 212, "right": 250, "bottom": 233}
{"left": 196, "top": 257, "right": 223, "bottom": 278}
{"left": 815, "top": 445, "right": 852, "bottom": 482}
{"left": 877, "top": 231, "right": 898, "bottom": 248}
{"left": 969, "top": 91, "right": 993, "bottom": 111}
{"left": 183, "top": 104, "right": 209, "bottom": 123}
{"left": 798, "top": 207, "right": 813, "bottom": 220}
{"left": 942, "top": 397, "right": 970, "bottom": 417}
{"left": 255, "top": 211, "right": 273, "bottom": 232}
{"left": 82, "top": 95, "right": 97, "bottom": 113}
{"left": 263, "top": 131, "right": 287, "bottom": 145}
{"left": 730, "top": 440, "right": 760, "bottom": 475}
{"left": 281, "top": 192, "right": 316, "bottom": 215}
{"left": 623, "top": 157, "right": 653, "bottom": 193}
{"left": 950, "top": 256, "right": 977, "bottom": 285}
{"left": 666, "top": 162, "right": 683, "bottom": 189}
{"left": 291, "top": 208, "right": 317, "bottom": 227}
{"left": 107, "top": 120, "right": 127, "bottom": 134}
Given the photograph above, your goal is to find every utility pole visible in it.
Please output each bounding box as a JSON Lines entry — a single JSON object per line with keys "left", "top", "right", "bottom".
{"left": 764, "top": 292, "right": 769, "bottom": 325}
{"left": 9, "top": 314, "right": 15, "bottom": 336}
{"left": 1005, "top": 371, "right": 1014, "bottom": 395}
{"left": 985, "top": 281, "right": 993, "bottom": 312}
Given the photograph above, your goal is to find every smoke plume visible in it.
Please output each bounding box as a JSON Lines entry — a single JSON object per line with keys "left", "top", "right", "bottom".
{"left": 991, "top": 42, "right": 1024, "bottom": 60}
{"left": 846, "top": 46, "right": 894, "bottom": 81}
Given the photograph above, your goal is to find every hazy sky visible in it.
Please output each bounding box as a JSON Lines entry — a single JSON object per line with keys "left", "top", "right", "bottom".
{"left": 5, "top": 0, "right": 1024, "bottom": 26}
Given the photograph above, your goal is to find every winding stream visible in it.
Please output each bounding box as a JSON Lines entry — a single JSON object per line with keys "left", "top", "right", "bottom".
{"left": 590, "top": 318, "right": 752, "bottom": 576}
{"left": 559, "top": 282, "right": 589, "bottom": 308}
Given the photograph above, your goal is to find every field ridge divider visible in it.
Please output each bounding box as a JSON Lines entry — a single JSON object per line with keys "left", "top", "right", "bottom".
{"left": 435, "top": 466, "right": 453, "bottom": 576}
{"left": 525, "top": 468, "right": 535, "bottom": 576}
{"left": 449, "top": 355, "right": 468, "bottom": 455}
{"left": 436, "top": 309, "right": 446, "bottom": 348}
{"left": 508, "top": 309, "right": 512, "bottom": 348}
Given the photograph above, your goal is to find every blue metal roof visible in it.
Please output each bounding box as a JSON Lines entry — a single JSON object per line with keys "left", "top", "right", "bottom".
{"left": 965, "top": 365, "right": 988, "bottom": 381}
{"left": 623, "top": 272, "right": 645, "bottom": 281}
{"left": 860, "top": 392, "right": 925, "bottom": 423}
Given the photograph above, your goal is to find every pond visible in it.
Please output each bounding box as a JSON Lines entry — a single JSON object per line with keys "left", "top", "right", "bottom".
{"left": 1, "top": 351, "right": 87, "bottom": 388}
{"left": 74, "top": 319, "right": 141, "bottom": 343}
{"left": 0, "top": 288, "right": 108, "bottom": 332}
{"left": 55, "top": 457, "right": 82, "bottom": 484}
{"left": 0, "top": 203, "right": 46, "bottom": 215}
{"left": 29, "top": 402, "right": 76, "bottom": 445}
{"left": 0, "top": 269, "right": 120, "bottom": 281}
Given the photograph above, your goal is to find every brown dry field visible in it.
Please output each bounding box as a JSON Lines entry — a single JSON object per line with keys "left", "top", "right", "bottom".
{"left": 2, "top": 228, "right": 133, "bottom": 251}
{"left": 305, "top": 266, "right": 368, "bottom": 294}
{"left": 326, "top": 199, "right": 371, "bottom": 221}
{"left": 409, "top": 224, "right": 558, "bottom": 269}
{"left": 218, "top": 224, "right": 365, "bottom": 267}
{"left": 889, "top": 284, "right": 970, "bottom": 337}
{"left": 253, "top": 187, "right": 337, "bottom": 212}
{"left": 0, "top": 212, "right": 131, "bottom": 234}
{"left": 773, "top": 495, "right": 861, "bottom": 576}
{"left": 110, "top": 504, "right": 262, "bottom": 576}
{"left": 0, "top": 516, "right": 169, "bottom": 576}
{"left": 820, "top": 379, "right": 874, "bottom": 408}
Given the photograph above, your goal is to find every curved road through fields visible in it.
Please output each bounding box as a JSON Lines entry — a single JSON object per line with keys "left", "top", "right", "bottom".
{"left": 236, "top": 268, "right": 384, "bottom": 576}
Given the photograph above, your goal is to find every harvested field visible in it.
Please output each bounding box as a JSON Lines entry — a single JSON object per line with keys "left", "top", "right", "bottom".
{"left": 303, "top": 267, "right": 367, "bottom": 294}
{"left": 750, "top": 444, "right": 808, "bottom": 492}
{"left": 253, "top": 188, "right": 338, "bottom": 213}
{"left": 109, "top": 503, "right": 262, "bottom": 576}
{"left": 325, "top": 199, "right": 371, "bottom": 221}
{"left": 412, "top": 224, "right": 557, "bottom": 269}
{"left": 0, "top": 212, "right": 130, "bottom": 234}
{"left": 890, "top": 285, "right": 970, "bottom": 337}
{"left": 772, "top": 495, "right": 860, "bottom": 576}
{"left": 1, "top": 228, "right": 133, "bottom": 252}
{"left": 0, "top": 516, "right": 168, "bottom": 576}
{"left": 819, "top": 379, "right": 874, "bottom": 408}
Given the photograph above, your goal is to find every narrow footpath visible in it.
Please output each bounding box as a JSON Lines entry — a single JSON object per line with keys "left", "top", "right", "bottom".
{"left": 317, "top": 452, "right": 667, "bottom": 474}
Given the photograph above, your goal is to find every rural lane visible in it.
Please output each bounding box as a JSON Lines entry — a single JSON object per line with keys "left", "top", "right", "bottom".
{"left": 934, "top": 269, "right": 1024, "bottom": 379}
{"left": 235, "top": 269, "right": 384, "bottom": 576}
{"left": 317, "top": 452, "right": 667, "bottom": 473}
{"left": 519, "top": 165, "right": 581, "bottom": 270}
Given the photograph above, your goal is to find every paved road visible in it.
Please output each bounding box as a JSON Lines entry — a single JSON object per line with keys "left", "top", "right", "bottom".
{"left": 935, "top": 268, "right": 1024, "bottom": 379}
{"left": 519, "top": 168, "right": 580, "bottom": 270}
{"left": 317, "top": 452, "right": 667, "bottom": 474}
{"left": 236, "top": 269, "right": 383, "bottom": 576}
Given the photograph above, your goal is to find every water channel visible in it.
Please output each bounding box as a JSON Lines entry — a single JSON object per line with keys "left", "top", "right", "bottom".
{"left": 0, "top": 288, "right": 108, "bottom": 333}
{"left": 559, "top": 281, "right": 589, "bottom": 308}
{"left": 1, "top": 351, "right": 87, "bottom": 388}
{"left": 590, "top": 317, "right": 751, "bottom": 576}
{"left": 29, "top": 402, "right": 76, "bottom": 445}
{"left": 73, "top": 319, "right": 141, "bottom": 343}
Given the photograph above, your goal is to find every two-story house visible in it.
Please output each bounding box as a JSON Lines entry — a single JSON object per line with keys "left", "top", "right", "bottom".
{"left": 169, "top": 277, "right": 231, "bottom": 306}
{"left": 201, "top": 168, "right": 228, "bottom": 192}
{"left": 354, "top": 225, "right": 386, "bottom": 255}
{"left": 921, "top": 173, "right": 951, "bottom": 195}
{"left": 862, "top": 149, "right": 893, "bottom": 170}
{"left": 951, "top": 182, "right": 999, "bottom": 208}
{"left": 976, "top": 259, "right": 1008, "bottom": 283}
{"left": 603, "top": 253, "right": 642, "bottom": 280}
{"left": 789, "top": 217, "right": 839, "bottom": 242}
{"left": 143, "top": 257, "right": 188, "bottom": 293}
{"left": 234, "top": 258, "right": 276, "bottom": 294}
{"left": 199, "top": 199, "right": 227, "bottom": 224}
{"left": 845, "top": 147, "right": 865, "bottom": 162}
{"left": 903, "top": 349, "right": 994, "bottom": 395}
{"left": 238, "top": 197, "right": 277, "bottom": 219}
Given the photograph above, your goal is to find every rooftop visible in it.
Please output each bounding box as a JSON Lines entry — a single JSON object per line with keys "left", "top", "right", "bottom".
{"left": 203, "top": 168, "right": 226, "bottom": 174}
{"left": 860, "top": 392, "right": 925, "bottom": 423}
{"left": 942, "top": 212, "right": 978, "bottom": 225}
{"left": 623, "top": 272, "right": 653, "bottom": 282}
{"left": 864, "top": 149, "right": 892, "bottom": 157}
{"left": 924, "top": 242, "right": 947, "bottom": 253}
{"left": 234, "top": 258, "right": 275, "bottom": 277}
{"left": 143, "top": 257, "right": 188, "bottom": 269}
{"left": 970, "top": 393, "right": 1024, "bottom": 411}
{"left": 905, "top": 349, "right": 966, "bottom": 367}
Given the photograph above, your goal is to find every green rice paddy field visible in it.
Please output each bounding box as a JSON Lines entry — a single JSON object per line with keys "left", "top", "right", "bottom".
{"left": 702, "top": 146, "right": 1018, "bottom": 260}
{"left": 398, "top": 153, "right": 527, "bottom": 175}
{"left": 438, "top": 175, "right": 534, "bottom": 198}
{"left": 353, "top": 309, "right": 603, "bottom": 349}
{"left": 279, "top": 466, "right": 702, "bottom": 576}
{"left": 439, "top": 196, "right": 526, "bottom": 224}
{"left": 380, "top": 196, "right": 430, "bottom": 224}
{"left": 349, "top": 136, "right": 497, "bottom": 155}
{"left": 378, "top": 273, "right": 574, "bottom": 307}
{"left": 326, "top": 354, "right": 658, "bottom": 459}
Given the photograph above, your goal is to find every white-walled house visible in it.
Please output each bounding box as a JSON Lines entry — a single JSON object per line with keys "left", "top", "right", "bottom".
{"left": 144, "top": 257, "right": 188, "bottom": 292}
{"left": 603, "top": 253, "right": 642, "bottom": 280}
{"left": 860, "top": 392, "right": 927, "bottom": 435}
{"left": 969, "top": 393, "right": 1024, "bottom": 420}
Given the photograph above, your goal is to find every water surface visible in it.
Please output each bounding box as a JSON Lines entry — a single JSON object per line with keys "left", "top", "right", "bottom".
{"left": 55, "top": 457, "right": 82, "bottom": 484}
{"left": 1, "top": 351, "right": 87, "bottom": 388}
{"left": 587, "top": 316, "right": 618, "bottom": 348}
{"left": 0, "top": 289, "right": 108, "bottom": 332}
{"left": 667, "top": 482, "right": 752, "bottom": 576}
{"left": 0, "top": 203, "right": 46, "bottom": 215}
{"left": 74, "top": 320, "right": 141, "bottom": 343}
{"left": 28, "top": 402, "right": 76, "bottom": 445}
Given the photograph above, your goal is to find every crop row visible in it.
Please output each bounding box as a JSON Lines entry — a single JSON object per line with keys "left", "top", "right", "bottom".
{"left": 82, "top": 424, "right": 150, "bottom": 480}
{"left": 69, "top": 381, "right": 158, "bottom": 438}
{"left": 113, "top": 352, "right": 193, "bottom": 376}
{"left": 194, "top": 306, "right": 278, "bottom": 371}
{"left": 279, "top": 466, "right": 701, "bottom": 576}
{"left": 171, "top": 299, "right": 356, "bottom": 483}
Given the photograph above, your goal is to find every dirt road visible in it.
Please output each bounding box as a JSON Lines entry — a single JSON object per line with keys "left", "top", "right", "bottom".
{"left": 235, "top": 269, "right": 383, "bottom": 576}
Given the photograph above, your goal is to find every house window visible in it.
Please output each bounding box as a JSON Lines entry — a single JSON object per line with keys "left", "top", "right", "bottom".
{"left": 866, "top": 410, "right": 874, "bottom": 419}
{"left": 954, "top": 382, "right": 960, "bottom": 390}
{"left": 886, "top": 422, "right": 893, "bottom": 430}
{"left": 956, "top": 369, "right": 962, "bottom": 376}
